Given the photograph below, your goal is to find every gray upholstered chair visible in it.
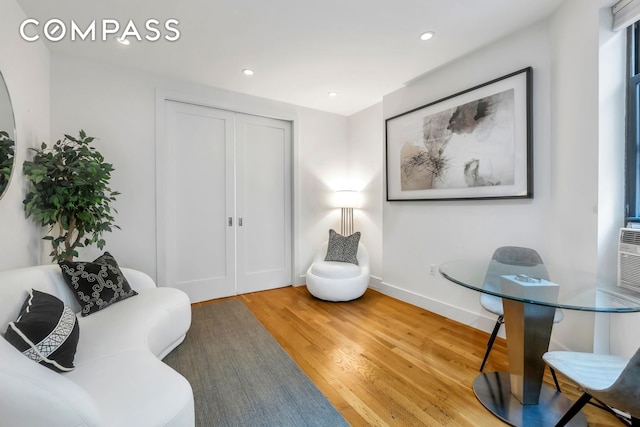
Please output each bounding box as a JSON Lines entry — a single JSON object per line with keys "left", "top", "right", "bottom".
{"left": 543, "top": 347, "right": 640, "bottom": 426}
{"left": 479, "top": 246, "right": 564, "bottom": 371}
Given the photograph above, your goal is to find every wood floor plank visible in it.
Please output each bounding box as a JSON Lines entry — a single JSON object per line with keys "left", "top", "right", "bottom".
{"left": 235, "top": 286, "right": 621, "bottom": 426}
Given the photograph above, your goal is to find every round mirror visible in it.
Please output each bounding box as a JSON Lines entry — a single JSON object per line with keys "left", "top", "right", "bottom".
{"left": 0, "top": 71, "right": 15, "bottom": 199}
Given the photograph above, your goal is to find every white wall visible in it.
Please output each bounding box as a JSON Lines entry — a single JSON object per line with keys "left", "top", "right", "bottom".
{"left": 347, "top": 103, "right": 383, "bottom": 282}
{"left": 0, "top": 0, "right": 49, "bottom": 271}
{"left": 49, "top": 53, "right": 349, "bottom": 283}
{"left": 353, "top": 0, "right": 635, "bottom": 355}
{"left": 295, "top": 103, "right": 350, "bottom": 282}
{"left": 544, "top": 0, "right": 603, "bottom": 353}
{"left": 379, "top": 20, "right": 563, "bottom": 338}
{"left": 595, "top": 4, "right": 640, "bottom": 357}
{"left": 548, "top": 0, "right": 640, "bottom": 357}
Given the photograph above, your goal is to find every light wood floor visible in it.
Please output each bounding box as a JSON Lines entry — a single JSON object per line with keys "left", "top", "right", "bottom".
{"left": 234, "top": 286, "right": 620, "bottom": 426}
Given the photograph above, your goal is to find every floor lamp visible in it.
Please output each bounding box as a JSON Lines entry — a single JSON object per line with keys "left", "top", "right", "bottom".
{"left": 335, "top": 190, "right": 360, "bottom": 236}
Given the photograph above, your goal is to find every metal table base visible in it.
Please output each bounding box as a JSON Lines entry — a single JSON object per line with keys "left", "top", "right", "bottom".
{"left": 473, "top": 372, "right": 586, "bottom": 426}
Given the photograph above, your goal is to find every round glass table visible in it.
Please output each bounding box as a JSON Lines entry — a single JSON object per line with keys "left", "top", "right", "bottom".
{"left": 439, "top": 259, "right": 640, "bottom": 427}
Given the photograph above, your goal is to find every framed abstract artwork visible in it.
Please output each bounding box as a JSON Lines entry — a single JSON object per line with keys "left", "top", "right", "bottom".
{"left": 385, "top": 67, "right": 532, "bottom": 201}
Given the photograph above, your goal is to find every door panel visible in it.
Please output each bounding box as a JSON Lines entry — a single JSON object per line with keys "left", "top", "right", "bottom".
{"left": 159, "top": 101, "right": 292, "bottom": 301}
{"left": 159, "top": 101, "right": 236, "bottom": 301}
{"left": 236, "top": 114, "right": 292, "bottom": 293}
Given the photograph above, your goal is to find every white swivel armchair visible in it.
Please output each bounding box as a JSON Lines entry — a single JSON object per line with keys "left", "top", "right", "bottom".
{"left": 306, "top": 241, "right": 370, "bottom": 302}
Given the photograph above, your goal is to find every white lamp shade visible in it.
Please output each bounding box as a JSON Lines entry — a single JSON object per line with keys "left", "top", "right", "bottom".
{"left": 334, "top": 190, "right": 361, "bottom": 208}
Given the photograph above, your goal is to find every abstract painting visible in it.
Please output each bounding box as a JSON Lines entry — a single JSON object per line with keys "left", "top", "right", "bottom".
{"left": 385, "top": 67, "right": 532, "bottom": 201}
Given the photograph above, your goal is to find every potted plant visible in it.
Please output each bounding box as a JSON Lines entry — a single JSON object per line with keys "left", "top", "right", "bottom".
{"left": 23, "top": 130, "right": 120, "bottom": 262}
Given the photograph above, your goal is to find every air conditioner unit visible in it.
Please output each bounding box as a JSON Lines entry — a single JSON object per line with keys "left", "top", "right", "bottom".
{"left": 618, "top": 228, "right": 640, "bottom": 293}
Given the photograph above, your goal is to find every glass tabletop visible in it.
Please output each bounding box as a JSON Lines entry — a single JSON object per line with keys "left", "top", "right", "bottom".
{"left": 439, "top": 259, "right": 640, "bottom": 312}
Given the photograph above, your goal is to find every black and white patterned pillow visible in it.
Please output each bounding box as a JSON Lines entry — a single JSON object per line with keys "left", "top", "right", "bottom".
{"left": 324, "top": 229, "right": 361, "bottom": 265}
{"left": 5, "top": 289, "right": 80, "bottom": 372}
{"left": 59, "top": 252, "right": 138, "bottom": 316}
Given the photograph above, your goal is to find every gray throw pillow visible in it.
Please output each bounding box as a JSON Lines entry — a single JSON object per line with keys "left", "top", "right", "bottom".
{"left": 324, "top": 229, "right": 360, "bottom": 265}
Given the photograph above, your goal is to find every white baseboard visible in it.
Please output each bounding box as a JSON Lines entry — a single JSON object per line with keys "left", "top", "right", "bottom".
{"left": 368, "top": 275, "right": 383, "bottom": 288}
{"left": 375, "top": 280, "right": 499, "bottom": 335}
{"left": 372, "top": 280, "right": 570, "bottom": 351}
{"left": 295, "top": 274, "right": 495, "bottom": 333}
{"left": 295, "top": 274, "right": 571, "bottom": 350}
{"left": 294, "top": 274, "right": 306, "bottom": 287}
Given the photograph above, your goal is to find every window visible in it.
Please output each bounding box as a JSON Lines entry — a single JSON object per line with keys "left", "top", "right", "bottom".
{"left": 626, "top": 22, "right": 640, "bottom": 222}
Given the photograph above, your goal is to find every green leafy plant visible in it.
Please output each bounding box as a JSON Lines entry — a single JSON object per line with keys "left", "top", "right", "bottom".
{"left": 0, "top": 130, "right": 14, "bottom": 195}
{"left": 23, "top": 130, "right": 120, "bottom": 262}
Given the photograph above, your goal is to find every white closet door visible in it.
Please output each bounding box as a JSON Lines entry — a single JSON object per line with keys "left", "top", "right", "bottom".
{"left": 158, "top": 101, "right": 236, "bottom": 301}
{"left": 235, "top": 113, "right": 292, "bottom": 294}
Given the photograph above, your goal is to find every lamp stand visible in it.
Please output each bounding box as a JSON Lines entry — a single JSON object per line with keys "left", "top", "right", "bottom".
{"left": 341, "top": 207, "right": 354, "bottom": 236}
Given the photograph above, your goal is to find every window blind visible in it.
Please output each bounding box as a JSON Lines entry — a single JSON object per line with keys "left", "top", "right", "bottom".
{"left": 613, "top": 0, "right": 640, "bottom": 31}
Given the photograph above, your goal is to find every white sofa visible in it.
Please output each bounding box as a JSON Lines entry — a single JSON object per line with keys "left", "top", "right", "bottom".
{"left": 0, "top": 264, "right": 194, "bottom": 427}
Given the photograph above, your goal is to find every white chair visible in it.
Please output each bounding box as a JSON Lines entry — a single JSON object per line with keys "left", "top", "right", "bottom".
{"left": 479, "top": 246, "right": 564, "bottom": 371}
{"left": 543, "top": 347, "right": 640, "bottom": 426}
{"left": 306, "top": 241, "right": 370, "bottom": 302}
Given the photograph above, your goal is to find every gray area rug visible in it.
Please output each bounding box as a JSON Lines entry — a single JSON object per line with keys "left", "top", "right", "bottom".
{"left": 164, "top": 299, "right": 349, "bottom": 427}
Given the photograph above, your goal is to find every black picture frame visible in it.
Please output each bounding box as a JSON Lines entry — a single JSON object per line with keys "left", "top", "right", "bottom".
{"left": 385, "top": 67, "right": 533, "bottom": 201}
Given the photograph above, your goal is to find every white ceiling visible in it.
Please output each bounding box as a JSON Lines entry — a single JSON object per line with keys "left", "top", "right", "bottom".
{"left": 16, "top": 0, "right": 566, "bottom": 116}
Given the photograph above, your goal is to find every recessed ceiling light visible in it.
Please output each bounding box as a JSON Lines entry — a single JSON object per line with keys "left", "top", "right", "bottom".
{"left": 328, "top": 92, "right": 337, "bottom": 97}
{"left": 242, "top": 69, "right": 254, "bottom": 76}
{"left": 117, "top": 37, "right": 130, "bottom": 46}
{"left": 420, "top": 31, "right": 435, "bottom": 41}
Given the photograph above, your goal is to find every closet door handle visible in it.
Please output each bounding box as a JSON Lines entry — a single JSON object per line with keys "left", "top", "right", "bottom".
{"left": 239, "top": 218, "right": 243, "bottom": 226}
{"left": 228, "top": 217, "right": 233, "bottom": 226}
